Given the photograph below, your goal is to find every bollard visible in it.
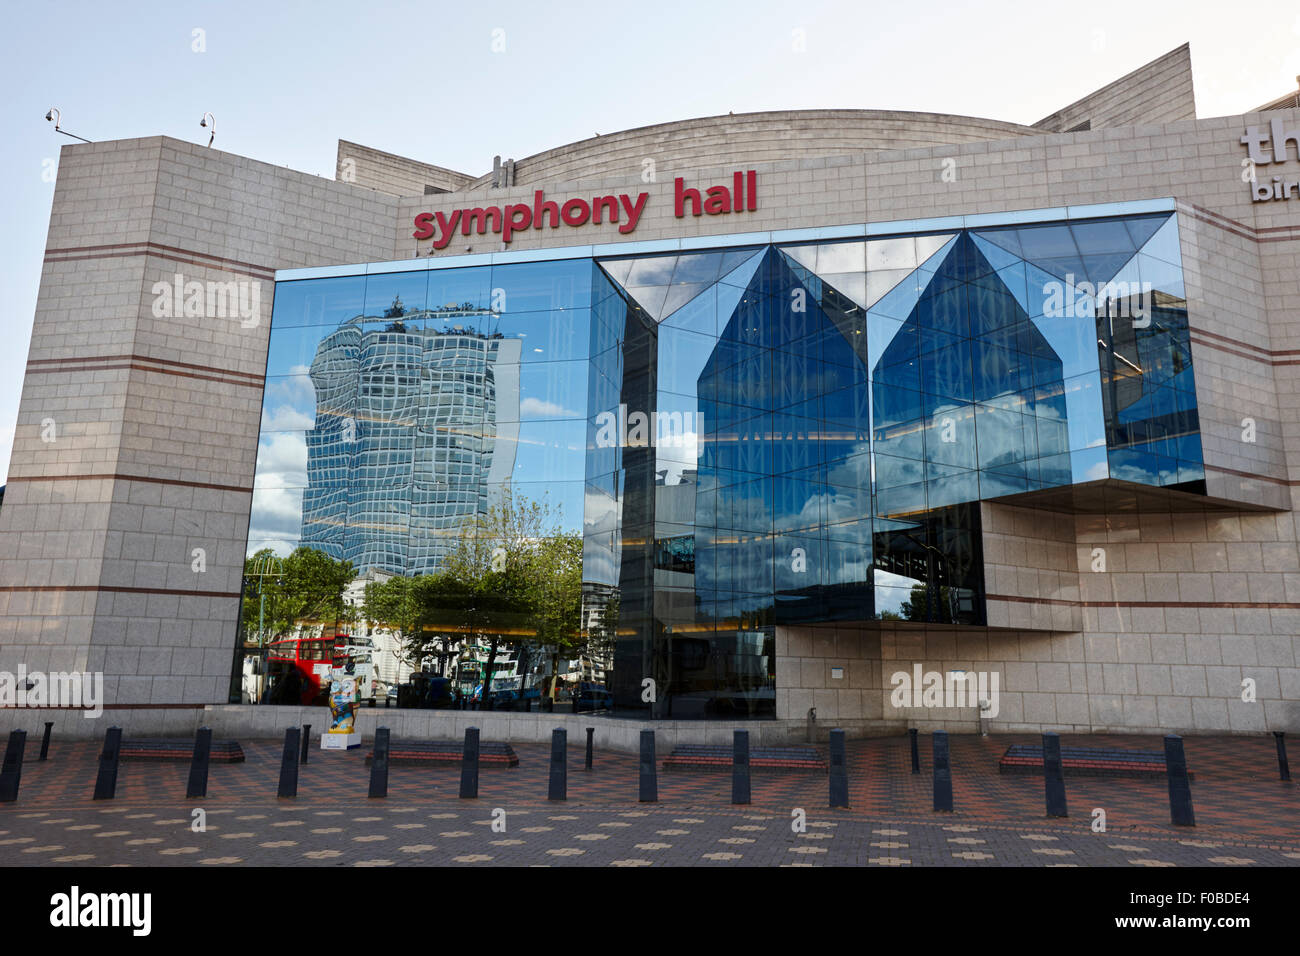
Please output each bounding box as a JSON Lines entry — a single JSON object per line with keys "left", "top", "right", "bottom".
{"left": 932, "top": 730, "right": 953, "bottom": 812}
{"left": 548, "top": 728, "right": 567, "bottom": 801}
{"left": 1042, "top": 732, "right": 1068, "bottom": 817}
{"left": 369, "top": 727, "right": 390, "bottom": 799}
{"left": 585, "top": 726, "right": 594, "bottom": 771}
{"left": 909, "top": 728, "right": 920, "bottom": 775}
{"left": 301, "top": 724, "right": 311, "bottom": 765}
{"left": 732, "top": 730, "right": 751, "bottom": 805}
{"left": 93, "top": 726, "right": 123, "bottom": 801}
{"left": 829, "top": 728, "right": 848, "bottom": 808}
{"left": 639, "top": 730, "right": 657, "bottom": 802}
{"left": 1164, "top": 735, "right": 1195, "bottom": 826}
{"left": 186, "top": 727, "right": 212, "bottom": 799}
{"left": 39, "top": 722, "right": 53, "bottom": 761}
{"left": 459, "top": 727, "right": 480, "bottom": 799}
{"left": 1274, "top": 732, "right": 1291, "bottom": 781}
{"left": 0, "top": 730, "right": 27, "bottom": 803}
{"left": 278, "top": 727, "right": 301, "bottom": 799}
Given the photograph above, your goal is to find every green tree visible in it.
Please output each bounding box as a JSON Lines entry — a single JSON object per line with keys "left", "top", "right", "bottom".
{"left": 899, "top": 583, "right": 955, "bottom": 623}
{"left": 239, "top": 546, "right": 355, "bottom": 641}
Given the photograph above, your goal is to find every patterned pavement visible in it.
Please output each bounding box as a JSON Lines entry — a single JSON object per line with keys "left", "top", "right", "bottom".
{"left": 1, "top": 731, "right": 1297, "bottom": 867}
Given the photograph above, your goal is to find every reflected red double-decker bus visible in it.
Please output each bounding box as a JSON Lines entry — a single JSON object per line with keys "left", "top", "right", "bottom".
{"left": 264, "top": 633, "right": 375, "bottom": 706}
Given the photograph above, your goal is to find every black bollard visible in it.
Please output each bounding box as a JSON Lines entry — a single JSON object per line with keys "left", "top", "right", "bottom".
{"left": 909, "top": 727, "right": 920, "bottom": 774}
{"left": 301, "top": 724, "right": 311, "bottom": 765}
{"left": 278, "top": 727, "right": 300, "bottom": 799}
{"left": 548, "top": 728, "right": 567, "bottom": 801}
{"left": 1164, "top": 734, "right": 1195, "bottom": 826}
{"left": 93, "top": 726, "right": 123, "bottom": 801}
{"left": 0, "top": 730, "right": 27, "bottom": 803}
{"left": 186, "top": 727, "right": 212, "bottom": 799}
{"left": 932, "top": 730, "right": 953, "bottom": 812}
{"left": 39, "top": 722, "right": 53, "bottom": 761}
{"left": 1042, "top": 731, "right": 1068, "bottom": 817}
{"left": 585, "top": 726, "right": 594, "bottom": 771}
{"left": 459, "top": 727, "right": 480, "bottom": 799}
{"left": 829, "top": 728, "right": 848, "bottom": 808}
{"left": 732, "top": 730, "right": 751, "bottom": 805}
{"left": 638, "top": 730, "right": 657, "bottom": 802}
{"left": 369, "top": 727, "right": 390, "bottom": 799}
{"left": 1274, "top": 732, "right": 1291, "bottom": 781}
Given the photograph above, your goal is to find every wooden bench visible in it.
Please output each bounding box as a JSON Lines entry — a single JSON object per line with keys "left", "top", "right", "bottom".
{"left": 998, "top": 744, "right": 1193, "bottom": 780}
{"left": 120, "top": 738, "right": 245, "bottom": 763}
{"left": 663, "top": 744, "right": 826, "bottom": 773}
{"left": 364, "top": 739, "right": 519, "bottom": 768}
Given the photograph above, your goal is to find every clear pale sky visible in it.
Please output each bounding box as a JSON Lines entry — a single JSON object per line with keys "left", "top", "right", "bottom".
{"left": 1, "top": 0, "right": 1297, "bottom": 482}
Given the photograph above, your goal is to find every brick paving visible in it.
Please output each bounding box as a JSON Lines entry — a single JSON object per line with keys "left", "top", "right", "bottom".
{"left": 0, "top": 731, "right": 1296, "bottom": 867}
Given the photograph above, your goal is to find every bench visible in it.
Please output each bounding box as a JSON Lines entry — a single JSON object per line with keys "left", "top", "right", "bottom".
{"left": 120, "top": 738, "right": 245, "bottom": 763}
{"left": 663, "top": 744, "right": 826, "bottom": 773}
{"left": 998, "top": 744, "right": 1193, "bottom": 780}
{"left": 364, "top": 739, "right": 519, "bottom": 768}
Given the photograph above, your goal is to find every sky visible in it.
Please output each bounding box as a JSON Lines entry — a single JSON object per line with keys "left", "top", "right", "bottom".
{"left": 1, "top": 0, "right": 1298, "bottom": 482}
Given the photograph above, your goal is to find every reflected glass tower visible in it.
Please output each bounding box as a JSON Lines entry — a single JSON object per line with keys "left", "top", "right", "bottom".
{"left": 300, "top": 299, "right": 522, "bottom": 575}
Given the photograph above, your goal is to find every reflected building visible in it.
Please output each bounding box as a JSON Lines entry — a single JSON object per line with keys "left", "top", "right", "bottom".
{"left": 300, "top": 299, "right": 522, "bottom": 575}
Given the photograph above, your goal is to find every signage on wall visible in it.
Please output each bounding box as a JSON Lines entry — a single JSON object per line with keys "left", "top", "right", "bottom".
{"left": 1241, "top": 118, "right": 1300, "bottom": 202}
{"left": 412, "top": 170, "right": 758, "bottom": 249}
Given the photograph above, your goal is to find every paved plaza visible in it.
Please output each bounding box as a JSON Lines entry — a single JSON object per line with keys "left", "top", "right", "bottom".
{"left": 0, "top": 731, "right": 1296, "bottom": 867}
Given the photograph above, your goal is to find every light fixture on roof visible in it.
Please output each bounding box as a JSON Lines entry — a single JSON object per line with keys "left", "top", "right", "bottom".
{"left": 44, "top": 107, "right": 92, "bottom": 143}
{"left": 200, "top": 112, "right": 215, "bottom": 147}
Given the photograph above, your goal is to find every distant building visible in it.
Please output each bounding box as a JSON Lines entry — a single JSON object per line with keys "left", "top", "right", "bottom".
{"left": 300, "top": 304, "right": 521, "bottom": 575}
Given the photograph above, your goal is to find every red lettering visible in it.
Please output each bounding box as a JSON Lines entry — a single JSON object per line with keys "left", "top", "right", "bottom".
{"left": 674, "top": 177, "right": 701, "bottom": 217}
{"left": 592, "top": 196, "right": 618, "bottom": 225}
{"left": 533, "top": 190, "right": 559, "bottom": 229}
{"left": 413, "top": 212, "right": 435, "bottom": 240}
{"left": 502, "top": 204, "right": 532, "bottom": 242}
{"left": 561, "top": 198, "right": 591, "bottom": 227}
{"left": 461, "top": 207, "right": 502, "bottom": 235}
{"left": 704, "top": 186, "right": 731, "bottom": 215}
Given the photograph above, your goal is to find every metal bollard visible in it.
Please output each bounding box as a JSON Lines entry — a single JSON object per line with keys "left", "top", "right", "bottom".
{"left": 1164, "top": 734, "right": 1195, "bottom": 826}
{"left": 585, "top": 726, "right": 594, "bottom": 771}
{"left": 39, "top": 722, "right": 53, "bottom": 761}
{"left": 93, "top": 727, "right": 123, "bottom": 801}
{"left": 186, "top": 727, "right": 212, "bottom": 799}
{"left": 732, "top": 730, "right": 751, "bottom": 805}
{"left": 548, "top": 728, "right": 567, "bottom": 801}
{"left": 369, "top": 727, "right": 390, "bottom": 799}
{"left": 278, "top": 727, "right": 300, "bottom": 798}
{"left": 932, "top": 730, "right": 953, "bottom": 812}
{"left": 829, "top": 728, "right": 848, "bottom": 808}
{"left": 1274, "top": 732, "right": 1291, "bottom": 781}
{"left": 459, "top": 727, "right": 480, "bottom": 799}
{"left": 638, "top": 730, "right": 657, "bottom": 802}
{"left": 0, "top": 730, "right": 27, "bottom": 803}
{"left": 1042, "top": 732, "right": 1068, "bottom": 817}
{"left": 909, "top": 727, "right": 920, "bottom": 774}
{"left": 301, "top": 724, "right": 311, "bottom": 765}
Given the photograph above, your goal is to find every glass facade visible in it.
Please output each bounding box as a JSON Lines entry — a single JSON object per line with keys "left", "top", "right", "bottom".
{"left": 241, "top": 206, "right": 1201, "bottom": 718}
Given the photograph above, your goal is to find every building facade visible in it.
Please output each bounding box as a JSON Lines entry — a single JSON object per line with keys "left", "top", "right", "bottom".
{"left": 3, "top": 44, "right": 1300, "bottom": 738}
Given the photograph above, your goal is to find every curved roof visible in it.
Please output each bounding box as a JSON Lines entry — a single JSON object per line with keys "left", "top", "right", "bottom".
{"left": 467, "top": 109, "right": 1039, "bottom": 190}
